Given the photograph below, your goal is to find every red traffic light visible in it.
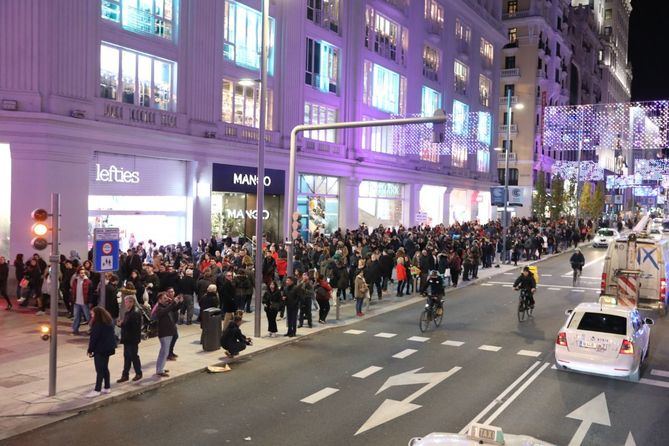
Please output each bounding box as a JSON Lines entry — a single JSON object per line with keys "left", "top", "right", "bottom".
{"left": 31, "top": 208, "right": 49, "bottom": 221}
{"left": 31, "top": 237, "right": 48, "bottom": 251}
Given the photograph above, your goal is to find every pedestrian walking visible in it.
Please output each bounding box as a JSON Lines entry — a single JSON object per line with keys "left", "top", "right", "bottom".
{"left": 298, "top": 272, "right": 314, "bottom": 328}
{"left": 262, "top": 281, "right": 282, "bottom": 336}
{"left": 71, "top": 267, "right": 91, "bottom": 334}
{"left": 117, "top": 295, "right": 143, "bottom": 383}
{"left": 354, "top": 270, "right": 369, "bottom": 317}
{"left": 86, "top": 306, "right": 117, "bottom": 398}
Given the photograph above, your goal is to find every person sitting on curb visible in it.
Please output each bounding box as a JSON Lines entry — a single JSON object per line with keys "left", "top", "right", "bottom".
{"left": 220, "top": 315, "right": 252, "bottom": 358}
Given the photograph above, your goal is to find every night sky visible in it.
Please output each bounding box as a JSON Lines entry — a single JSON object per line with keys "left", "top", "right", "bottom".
{"left": 629, "top": 0, "right": 669, "bottom": 101}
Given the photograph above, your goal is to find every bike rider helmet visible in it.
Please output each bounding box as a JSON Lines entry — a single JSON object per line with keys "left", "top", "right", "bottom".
{"left": 429, "top": 270, "right": 438, "bottom": 276}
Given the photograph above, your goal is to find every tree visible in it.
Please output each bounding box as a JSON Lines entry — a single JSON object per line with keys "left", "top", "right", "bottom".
{"left": 579, "top": 182, "right": 593, "bottom": 219}
{"left": 532, "top": 171, "right": 548, "bottom": 221}
{"left": 590, "top": 182, "right": 606, "bottom": 219}
{"left": 549, "top": 177, "right": 566, "bottom": 220}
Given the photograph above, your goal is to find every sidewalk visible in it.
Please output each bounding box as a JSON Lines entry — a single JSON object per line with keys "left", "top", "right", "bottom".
{"left": 0, "top": 253, "right": 566, "bottom": 440}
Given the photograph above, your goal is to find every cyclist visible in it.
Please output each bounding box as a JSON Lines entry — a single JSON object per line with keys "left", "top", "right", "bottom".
{"left": 513, "top": 266, "right": 536, "bottom": 308}
{"left": 570, "top": 248, "right": 585, "bottom": 285}
{"left": 425, "top": 270, "right": 445, "bottom": 308}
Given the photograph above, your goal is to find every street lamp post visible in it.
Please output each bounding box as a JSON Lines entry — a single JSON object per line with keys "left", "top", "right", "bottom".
{"left": 253, "top": 0, "right": 270, "bottom": 338}
{"left": 501, "top": 90, "right": 522, "bottom": 264}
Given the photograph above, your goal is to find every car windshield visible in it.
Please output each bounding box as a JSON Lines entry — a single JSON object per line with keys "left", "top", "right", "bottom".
{"left": 571, "top": 312, "right": 627, "bottom": 335}
{"left": 597, "top": 230, "right": 615, "bottom": 236}
{"left": 651, "top": 229, "right": 661, "bottom": 234}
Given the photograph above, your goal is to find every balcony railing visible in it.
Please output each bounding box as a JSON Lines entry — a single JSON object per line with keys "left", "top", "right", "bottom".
{"left": 499, "top": 96, "right": 518, "bottom": 107}
{"left": 454, "top": 77, "right": 468, "bottom": 96}
{"left": 499, "top": 124, "right": 518, "bottom": 134}
{"left": 97, "top": 100, "right": 181, "bottom": 130}
{"left": 219, "top": 122, "right": 281, "bottom": 145}
{"left": 302, "top": 139, "right": 347, "bottom": 157}
{"left": 501, "top": 68, "right": 521, "bottom": 78}
{"left": 422, "top": 66, "right": 439, "bottom": 82}
{"left": 537, "top": 69, "right": 547, "bottom": 79}
{"left": 502, "top": 3, "right": 544, "bottom": 20}
{"left": 497, "top": 152, "right": 517, "bottom": 163}
{"left": 383, "top": 0, "right": 409, "bottom": 14}
{"left": 426, "top": 18, "right": 443, "bottom": 36}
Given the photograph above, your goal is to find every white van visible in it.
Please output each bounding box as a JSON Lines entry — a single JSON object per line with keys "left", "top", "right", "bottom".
{"left": 601, "top": 233, "right": 668, "bottom": 316}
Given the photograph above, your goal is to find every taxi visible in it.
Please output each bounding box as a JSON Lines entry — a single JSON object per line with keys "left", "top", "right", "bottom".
{"left": 408, "top": 424, "right": 554, "bottom": 446}
{"left": 555, "top": 297, "right": 653, "bottom": 381}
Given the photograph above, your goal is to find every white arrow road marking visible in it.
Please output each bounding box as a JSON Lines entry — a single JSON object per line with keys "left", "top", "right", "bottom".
{"left": 442, "top": 340, "right": 465, "bottom": 347}
{"left": 517, "top": 350, "right": 542, "bottom": 357}
{"left": 407, "top": 336, "right": 430, "bottom": 342}
{"left": 650, "top": 369, "right": 669, "bottom": 378}
{"left": 566, "top": 393, "right": 611, "bottom": 446}
{"left": 479, "top": 345, "right": 502, "bottom": 352}
{"left": 374, "top": 332, "right": 397, "bottom": 338}
{"left": 393, "top": 349, "right": 418, "bottom": 359}
{"left": 355, "top": 366, "right": 461, "bottom": 435}
{"left": 344, "top": 329, "right": 366, "bottom": 335}
{"left": 301, "top": 387, "right": 339, "bottom": 404}
{"left": 353, "top": 366, "right": 383, "bottom": 379}
{"left": 625, "top": 432, "right": 637, "bottom": 446}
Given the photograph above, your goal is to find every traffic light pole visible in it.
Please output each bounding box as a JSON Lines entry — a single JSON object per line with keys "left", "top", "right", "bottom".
{"left": 48, "top": 193, "right": 60, "bottom": 396}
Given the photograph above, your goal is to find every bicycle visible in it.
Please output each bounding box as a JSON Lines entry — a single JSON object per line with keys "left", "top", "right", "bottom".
{"left": 516, "top": 289, "right": 534, "bottom": 322}
{"left": 419, "top": 295, "right": 444, "bottom": 332}
{"left": 572, "top": 265, "right": 582, "bottom": 287}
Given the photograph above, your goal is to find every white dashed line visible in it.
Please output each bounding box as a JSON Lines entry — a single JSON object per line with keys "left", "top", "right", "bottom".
{"left": 651, "top": 369, "right": 669, "bottom": 378}
{"left": 344, "top": 329, "right": 366, "bottom": 335}
{"left": 572, "top": 289, "right": 585, "bottom": 293}
{"left": 542, "top": 274, "right": 553, "bottom": 277}
{"left": 407, "top": 336, "right": 430, "bottom": 343}
{"left": 352, "top": 366, "right": 383, "bottom": 379}
{"left": 503, "top": 273, "right": 514, "bottom": 275}
{"left": 393, "top": 349, "right": 418, "bottom": 359}
{"left": 301, "top": 387, "right": 339, "bottom": 404}
{"left": 548, "top": 288, "right": 560, "bottom": 291}
{"left": 481, "top": 283, "right": 493, "bottom": 287}
{"left": 442, "top": 340, "right": 465, "bottom": 347}
{"left": 640, "top": 378, "right": 669, "bottom": 389}
{"left": 374, "top": 332, "right": 397, "bottom": 338}
{"left": 517, "top": 350, "right": 542, "bottom": 358}
{"left": 478, "top": 345, "right": 502, "bottom": 352}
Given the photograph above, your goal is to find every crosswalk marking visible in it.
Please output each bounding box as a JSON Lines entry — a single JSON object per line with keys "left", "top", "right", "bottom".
{"left": 374, "top": 332, "right": 397, "bottom": 338}
{"left": 651, "top": 369, "right": 669, "bottom": 378}
{"left": 517, "top": 350, "right": 542, "bottom": 358}
{"left": 640, "top": 378, "right": 669, "bottom": 389}
{"left": 344, "top": 329, "right": 366, "bottom": 335}
{"left": 352, "top": 366, "right": 383, "bottom": 379}
{"left": 301, "top": 387, "right": 339, "bottom": 404}
{"left": 478, "top": 345, "right": 502, "bottom": 352}
{"left": 393, "top": 349, "right": 418, "bottom": 359}
{"left": 442, "top": 340, "right": 465, "bottom": 347}
{"left": 407, "top": 336, "right": 430, "bottom": 343}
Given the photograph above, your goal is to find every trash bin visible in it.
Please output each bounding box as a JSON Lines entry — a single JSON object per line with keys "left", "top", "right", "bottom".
{"left": 201, "top": 307, "right": 222, "bottom": 352}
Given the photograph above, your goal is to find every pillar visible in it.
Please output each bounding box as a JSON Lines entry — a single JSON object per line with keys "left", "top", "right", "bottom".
{"left": 340, "top": 176, "right": 361, "bottom": 230}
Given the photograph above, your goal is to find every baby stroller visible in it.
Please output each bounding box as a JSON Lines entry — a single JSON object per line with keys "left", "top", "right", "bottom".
{"left": 140, "top": 305, "right": 158, "bottom": 340}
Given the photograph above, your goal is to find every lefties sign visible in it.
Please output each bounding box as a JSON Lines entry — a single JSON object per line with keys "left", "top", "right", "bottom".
{"left": 95, "top": 164, "right": 140, "bottom": 184}
{"left": 212, "top": 163, "right": 285, "bottom": 195}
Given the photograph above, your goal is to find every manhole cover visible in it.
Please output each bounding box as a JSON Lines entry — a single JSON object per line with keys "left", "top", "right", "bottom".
{"left": 0, "top": 374, "right": 42, "bottom": 388}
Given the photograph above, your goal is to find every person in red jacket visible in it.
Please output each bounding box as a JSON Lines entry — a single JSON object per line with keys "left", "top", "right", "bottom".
{"left": 71, "top": 267, "right": 92, "bottom": 335}
{"left": 276, "top": 257, "right": 287, "bottom": 282}
{"left": 395, "top": 257, "right": 407, "bottom": 297}
{"left": 315, "top": 274, "right": 332, "bottom": 324}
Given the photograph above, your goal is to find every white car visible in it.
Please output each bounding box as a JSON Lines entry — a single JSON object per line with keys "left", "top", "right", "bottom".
{"left": 409, "top": 424, "right": 555, "bottom": 446}
{"left": 592, "top": 228, "right": 619, "bottom": 248}
{"left": 555, "top": 300, "right": 653, "bottom": 381}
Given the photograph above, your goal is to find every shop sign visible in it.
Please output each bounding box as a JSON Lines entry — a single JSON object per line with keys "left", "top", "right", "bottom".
{"left": 490, "top": 186, "right": 525, "bottom": 207}
{"left": 225, "top": 209, "right": 270, "bottom": 220}
{"left": 212, "top": 163, "right": 285, "bottom": 195}
{"left": 95, "top": 164, "right": 140, "bottom": 184}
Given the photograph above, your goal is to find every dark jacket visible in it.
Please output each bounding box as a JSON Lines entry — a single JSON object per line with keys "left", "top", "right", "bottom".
{"left": 217, "top": 278, "right": 237, "bottom": 313}
{"left": 88, "top": 322, "right": 116, "bottom": 355}
{"left": 199, "top": 291, "right": 220, "bottom": 312}
{"left": 105, "top": 283, "right": 119, "bottom": 319}
{"left": 120, "top": 307, "right": 142, "bottom": 345}
{"left": 0, "top": 262, "right": 8, "bottom": 285}
{"left": 513, "top": 273, "right": 537, "bottom": 291}
{"left": 178, "top": 275, "right": 197, "bottom": 295}
{"left": 155, "top": 301, "right": 178, "bottom": 338}
{"left": 282, "top": 283, "right": 303, "bottom": 308}
{"left": 262, "top": 289, "right": 283, "bottom": 311}
{"left": 220, "top": 322, "right": 247, "bottom": 354}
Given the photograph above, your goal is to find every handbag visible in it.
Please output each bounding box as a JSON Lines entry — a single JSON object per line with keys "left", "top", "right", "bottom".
{"left": 19, "top": 278, "right": 29, "bottom": 289}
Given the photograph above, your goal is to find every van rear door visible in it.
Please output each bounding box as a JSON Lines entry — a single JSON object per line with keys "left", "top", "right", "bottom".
{"left": 636, "top": 241, "right": 660, "bottom": 304}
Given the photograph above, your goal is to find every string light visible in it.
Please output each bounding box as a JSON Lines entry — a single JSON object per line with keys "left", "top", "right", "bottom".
{"left": 551, "top": 161, "right": 604, "bottom": 181}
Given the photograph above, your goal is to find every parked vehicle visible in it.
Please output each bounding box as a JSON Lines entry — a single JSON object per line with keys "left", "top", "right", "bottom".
{"left": 592, "top": 228, "right": 619, "bottom": 248}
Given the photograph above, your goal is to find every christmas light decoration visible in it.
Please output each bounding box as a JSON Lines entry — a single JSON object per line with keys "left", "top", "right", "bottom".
{"left": 551, "top": 161, "right": 604, "bottom": 181}
{"left": 635, "top": 159, "right": 669, "bottom": 179}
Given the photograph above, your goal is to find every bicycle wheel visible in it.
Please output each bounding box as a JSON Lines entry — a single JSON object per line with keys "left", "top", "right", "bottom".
{"left": 434, "top": 306, "right": 444, "bottom": 327}
{"left": 419, "top": 309, "right": 432, "bottom": 332}
{"left": 517, "top": 300, "right": 527, "bottom": 322}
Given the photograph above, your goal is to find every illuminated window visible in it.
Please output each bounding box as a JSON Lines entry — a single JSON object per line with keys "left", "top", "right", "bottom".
{"left": 365, "top": 6, "right": 409, "bottom": 66}
{"left": 305, "top": 38, "right": 340, "bottom": 94}
{"left": 424, "top": 0, "right": 444, "bottom": 27}
{"left": 454, "top": 60, "right": 469, "bottom": 95}
{"left": 100, "top": 43, "right": 176, "bottom": 111}
{"left": 304, "top": 102, "right": 338, "bottom": 142}
{"left": 479, "top": 75, "right": 491, "bottom": 107}
{"left": 101, "top": 0, "right": 176, "bottom": 40}
{"left": 422, "top": 44, "right": 440, "bottom": 82}
{"left": 477, "top": 150, "right": 490, "bottom": 173}
{"left": 221, "top": 79, "right": 273, "bottom": 129}
{"left": 452, "top": 100, "right": 469, "bottom": 136}
{"left": 420, "top": 86, "right": 442, "bottom": 162}
{"left": 477, "top": 111, "right": 491, "bottom": 145}
{"left": 452, "top": 144, "right": 467, "bottom": 168}
{"left": 224, "top": 0, "right": 276, "bottom": 75}
{"left": 507, "top": 0, "right": 518, "bottom": 15}
{"left": 363, "top": 61, "right": 407, "bottom": 115}
{"left": 361, "top": 116, "right": 398, "bottom": 154}
{"left": 480, "top": 38, "right": 494, "bottom": 65}
{"left": 455, "top": 18, "right": 471, "bottom": 43}
{"left": 306, "top": 0, "right": 340, "bottom": 33}
{"left": 508, "top": 27, "right": 517, "bottom": 43}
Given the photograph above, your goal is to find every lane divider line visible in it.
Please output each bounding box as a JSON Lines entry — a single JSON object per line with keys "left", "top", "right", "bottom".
{"left": 352, "top": 366, "right": 383, "bottom": 379}
{"left": 640, "top": 378, "right": 669, "bottom": 389}
{"left": 344, "top": 329, "right": 366, "bottom": 335}
{"left": 517, "top": 350, "right": 542, "bottom": 357}
{"left": 407, "top": 336, "right": 430, "bottom": 343}
{"left": 374, "top": 332, "right": 397, "bottom": 338}
{"left": 393, "top": 349, "right": 418, "bottom": 359}
{"left": 301, "top": 387, "right": 339, "bottom": 404}
{"left": 479, "top": 345, "right": 502, "bottom": 352}
{"left": 651, "top": 369, "right": 669, "bottom": 378}
{"left": 442, "top": 340, "right": 465, "bottom": 347}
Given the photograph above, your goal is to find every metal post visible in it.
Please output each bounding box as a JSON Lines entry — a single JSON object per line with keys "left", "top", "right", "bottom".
{"left": 501, "top": 90, "right": 512, "bottom": 264}
{"left": 48, "top": 193, "right": 60, "bottom": 396}
{"left": 286, "top": 113, "right": 450, "bottom": 276}
{"left": 254, "top": 0, "right": 269, "bottom": 338}
{"left": 574, "top": 137, "right": 583, "bottom": 229}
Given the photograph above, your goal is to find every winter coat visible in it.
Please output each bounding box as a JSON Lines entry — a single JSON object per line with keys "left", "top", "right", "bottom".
{"left": 282, "top": 284, "right": 303, "bottom": 308}
{"left": 315, "top": 280, "right": 332, "bottom": 303}
{"left": 396, "top": 263, "right": 407, "bottom": 281}
{"left": 262, "top": 289, "right": 283, "bottom": 311}
{"left": 120, "top": 307, "right": 142, "bottom": 345}
{"left": 155, "top": 301, "right": 178, "bottom": 338}
{"left": 88, "top": 322, "right": 116, "bottom": 355}
{"left": 354, "top": 273, "right": 369, "bottom": 299}
{"left": 199, "top": 291, "right": 220, "bottom": 312}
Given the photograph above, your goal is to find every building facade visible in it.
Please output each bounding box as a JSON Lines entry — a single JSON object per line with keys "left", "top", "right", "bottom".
{"left": 0, "top": 0, "right": 505, "bottom": 258}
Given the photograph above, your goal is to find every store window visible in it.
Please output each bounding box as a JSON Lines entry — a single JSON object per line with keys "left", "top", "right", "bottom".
{"left": 101, "top": 0, "right": 176, "bottom": 40}
{"left": 477, "top": 150, "right": 489, "bottom": 173}
{"left": 454, "top": 60, "right": 469, "bottom": 95}
{"left": 363, "top": 61, "right": 407, "bottom": 115}
{"left": 422, "top": 44, "right": 440, "bottom": 82}
{"left": 364, "top": 6, "right": 409, "bottom": 66}
{"left": 479, "top": 75, "right": 491, "bottom": 107}
{"left": 358, "top": 180, "right": 404, "bottom": 227}
{"left": 305, "top": 38, "right": 340, "bottom": 94}
{"left": 297, "top": 174, "right": 339, "bottom": 237}
{"left": 306, "top": 0, "right": 340, "bottom": 33}
{"left": 452, "top": 100, "right": 469, "bottom": 136}
{"left": 304, "top": 102, "right": 338, "bottom": 142}
{"left": 224, "top": 0, "right": 276, "bottom": 75}
{"left": 0, "top": 143, "right": 10, "bottom": 257}
{"left": 100, "top": 43, "right": 176, "bottom": 111}
{"left": 361, "top": 116, "right": 397, "bottom": 154}
{"left": 221, "top": 78, "right": 274, "bottom": 129}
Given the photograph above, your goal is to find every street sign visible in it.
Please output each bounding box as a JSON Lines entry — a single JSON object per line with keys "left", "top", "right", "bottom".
{"left": 415, "top": 211, "right": 429, "bottom": 224}
{"left": 93, "top": 227, "right": 120, "bottom": 272}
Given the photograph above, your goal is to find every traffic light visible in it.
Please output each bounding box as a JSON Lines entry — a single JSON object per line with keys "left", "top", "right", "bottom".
{"left": 31, "top": 208, "right": 50, "bottom": 250}
{"left": 291, "top": 212, "right": 302, "bottom": 240}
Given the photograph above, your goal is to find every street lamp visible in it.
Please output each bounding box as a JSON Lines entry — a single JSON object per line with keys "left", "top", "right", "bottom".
{"left": 254, "top": 0, "right": 270, "bottom": 338}
{"left": 500, "top": 90, "right": 523, "bottom": 264}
